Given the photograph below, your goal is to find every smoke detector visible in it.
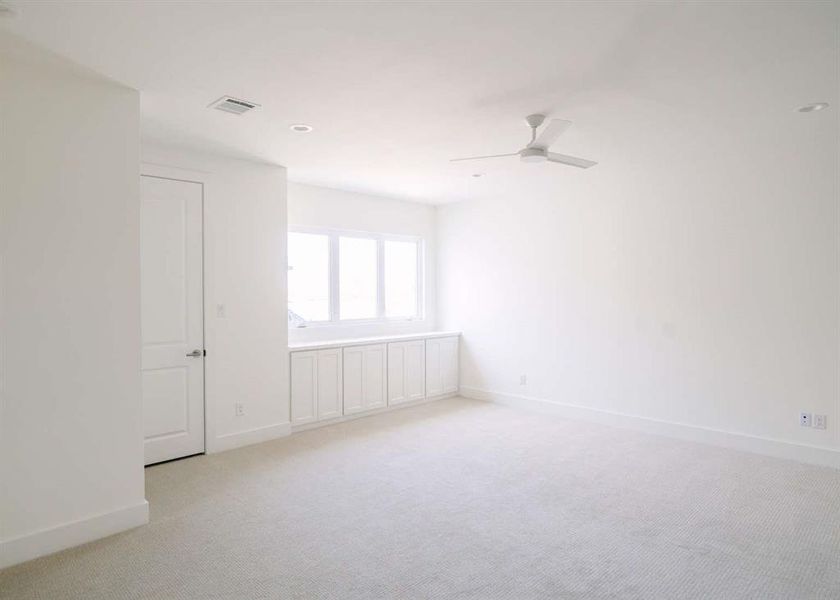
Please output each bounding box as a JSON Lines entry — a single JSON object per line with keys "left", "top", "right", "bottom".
{"left": 208, "top": 96, "right": 260, "bottom": 115}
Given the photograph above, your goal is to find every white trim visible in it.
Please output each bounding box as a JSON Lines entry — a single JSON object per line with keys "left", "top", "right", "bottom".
{"left": 0, "top": 501, "right": 149, "bottom": 569}
{"left": 291, "top": 391, "right": 457, "bottom": 434}
{"left": 461, "top": 387, "right": 840, "bottom": 470}
{"left": 209, "top": 422, "right": 292, "bottom": 454}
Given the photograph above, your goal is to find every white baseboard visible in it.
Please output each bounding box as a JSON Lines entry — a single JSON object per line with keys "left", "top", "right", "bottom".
{"left": 292, "top": 392, "right": 458, "bottom": 434}
{"left": 209, "top": 422, "right": 292, "bottom": 454}
{"left": 0, "top": 500, "right": 149, "bottom": 570}
{"left": 460, "top": 386, "right": 840, "bottom": 470}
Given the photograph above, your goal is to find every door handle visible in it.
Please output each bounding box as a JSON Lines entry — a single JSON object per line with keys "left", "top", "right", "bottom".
{"left": 186, "top": 350, "right": 203, "bottom": 358}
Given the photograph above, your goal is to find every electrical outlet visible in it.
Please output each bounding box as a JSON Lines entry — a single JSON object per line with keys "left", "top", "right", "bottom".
{"left": 519, "top": 375, "right": 527, "bottom": 385}
{"left": 814, "top": 414, "right": 827, "bottom": 430}
{"left": 235, "top": 402, "right": 245, "bottom": 417}
{"left": 800, "top": 412, "right": 812, "bottom": 427}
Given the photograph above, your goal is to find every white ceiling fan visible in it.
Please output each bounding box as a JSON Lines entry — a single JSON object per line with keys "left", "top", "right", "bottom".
{"left": 451, "top": 114, "right": 597, "bottom": 169}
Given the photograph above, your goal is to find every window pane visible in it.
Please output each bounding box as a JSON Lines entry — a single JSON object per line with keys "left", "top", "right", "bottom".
{"left": 385, "top": 240, "right": 418, "bottom": 317}
{"left": 288, "top": 232, "right": 329, "bottom": 322}
{"left": 339, "top": 237, "right": 377, "bottom": 320}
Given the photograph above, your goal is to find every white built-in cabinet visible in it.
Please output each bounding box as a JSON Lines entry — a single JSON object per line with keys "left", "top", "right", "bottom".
{"left": 425, "top": 336, "right": 459, "bottom": 397}
{"left": 290, "top": 333, "right": 459, "bottom": 430}
{"left": 387, "top": 340, "right": 426, "bottom": 405}
{"left": 343, "top": 344, "right": 387, "bottom": 415}
{"left": 290, "top": 348, "right": 343, "bottom": 425}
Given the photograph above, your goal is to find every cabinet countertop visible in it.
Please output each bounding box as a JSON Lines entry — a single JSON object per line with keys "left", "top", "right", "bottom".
{"left": 288, "top": 330, "right": 461, "bottom": 352}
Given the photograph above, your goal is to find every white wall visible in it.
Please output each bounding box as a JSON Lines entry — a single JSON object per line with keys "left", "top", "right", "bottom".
{"left": 438, "top": 110, "right": 840, "bottom": 466}
{"left": 287, "top": 182, "right": 437, "bottom": 342}
{"left": 141, "top": 144, "right": 289, "bottom": 453}
{"left": 0, "top": 35, "right": 146, "bottom": 567}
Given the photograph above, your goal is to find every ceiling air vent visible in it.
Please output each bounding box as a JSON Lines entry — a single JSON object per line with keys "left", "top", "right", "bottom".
{"left": 209, "top": 96, "right": 260, "bottom": 115}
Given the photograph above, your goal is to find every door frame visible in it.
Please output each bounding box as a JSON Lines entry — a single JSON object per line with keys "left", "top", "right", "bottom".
{"left": 140, "top": 166, "right": 209, "bottom": 461}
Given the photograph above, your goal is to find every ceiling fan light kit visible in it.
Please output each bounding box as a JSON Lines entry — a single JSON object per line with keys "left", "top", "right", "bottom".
{"left": 451, "top": 113, "right": 597, "bottom": 169}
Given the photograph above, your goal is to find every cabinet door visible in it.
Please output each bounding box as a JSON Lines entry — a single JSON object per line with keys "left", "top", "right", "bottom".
{"left": 291, "top": 351, "right": 317, "bottom": 425}
{"left": 425, "top": 338, "right": 443, "bottom": 397}
{"left": 364, "top": 344, "right": 387, "bottom": 410}
{"left": 343, "top": 346, "right": 365, "bottom": 415}
{"left": 388, "top": 342, "right": 408, "bottom": 405}
{"left": 440, "top": 337, "right": 459, "bottom": 393}
{"left": 390, "top": 340, "right": 426, "bottom": 405}
{"left": 317, "top": 348, "right": 342, "bottom": 420}
{"left": 404, "top": 340, "right": 426, "bottom": 402}
{"left": 345, "top": 344, "right": 386, "bottom": 414}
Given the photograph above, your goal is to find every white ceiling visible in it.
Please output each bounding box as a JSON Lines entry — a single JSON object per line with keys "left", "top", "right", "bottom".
{"left": 1, "top": 1, "right": 837, "bottom": 204}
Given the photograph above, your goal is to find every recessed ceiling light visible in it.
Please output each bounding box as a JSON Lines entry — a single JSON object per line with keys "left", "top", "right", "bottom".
{"left": 798, "top": 102, "right": 829, "bottom": 113}
{"left": 472, "top": 173, "right": 483, "bottom": 178}
{"left": 290, "top": 124, "right": 313, "bottom": 133}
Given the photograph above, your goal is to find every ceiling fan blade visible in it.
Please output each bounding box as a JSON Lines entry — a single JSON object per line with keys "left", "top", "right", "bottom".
{"left": 531, "top": 119, "right": 572, "bottom": 149}
{"left": 546, "top": 152, "right": 597, "bottom": 169}
{"left": 450, "top": 152, "right": 519, "bottom": 162}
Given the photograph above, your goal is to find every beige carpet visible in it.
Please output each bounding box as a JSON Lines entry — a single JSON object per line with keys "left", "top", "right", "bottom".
{"left": 2, "top": 397, "right": 839, "bottom": 599}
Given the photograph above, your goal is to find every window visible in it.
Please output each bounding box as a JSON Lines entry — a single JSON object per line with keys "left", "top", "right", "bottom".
{"left": 288, "top": 232, "right": 330, "bottom": 323}
{"left": 339, "top": 236, "right": 377, "bottom": 320}
{"left": 287, "top": 227, "right": 423, "bottom": 326}
{"left": 384, "top": 240, "right": 417, "bottom": 318}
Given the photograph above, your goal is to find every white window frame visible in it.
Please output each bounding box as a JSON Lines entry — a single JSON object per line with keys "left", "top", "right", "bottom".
{"left": 288, "top": 226, "right": 424, "bottom": 328}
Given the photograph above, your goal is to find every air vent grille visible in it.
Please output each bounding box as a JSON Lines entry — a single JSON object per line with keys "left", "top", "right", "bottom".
{"left": 209, "top": 96, "right": 260, "bottom": 115}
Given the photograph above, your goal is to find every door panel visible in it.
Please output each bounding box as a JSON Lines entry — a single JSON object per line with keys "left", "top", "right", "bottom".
{"left": 317, "top": 349, "right": 342, "bottom": 420}
{"left": 404, "top": 341, "right": 426, "bottom": 401}
{"left": 425, "top": 339, "right": 443, "bottom": 397}
{"left": 344, "top": 344, "right": 386, "bottom": 414}
{"left": 389, "top": 341, "right": 425, "bottom": 405}
{"left": 441, "top": 337, "right": 459, "bottom": 393}
{"left": 141, "top": 175, "right": 204, "bottom": 465}
{"left": 365, "top": 345, "right": 387, "bottom": 409}
{"left": 343, "top": 347, "right": 365, "bottom": 415}
{"left": 291, "top": 351, "right": 318, "bottom": 425}
{"left": 142, "top": 368, "right": 189, "bottom": 438}
{"left": 388, "top": 343, "right": 407, "bottom": 405}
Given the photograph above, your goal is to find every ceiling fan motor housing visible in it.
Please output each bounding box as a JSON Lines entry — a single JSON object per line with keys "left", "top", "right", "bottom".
{"left": 520, "top": 147, "right": 547, "bottom": 163}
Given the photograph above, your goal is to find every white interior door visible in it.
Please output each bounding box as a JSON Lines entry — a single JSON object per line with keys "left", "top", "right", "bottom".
{"left": 141, "top": 175, "right": 204, "bottom": 465}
